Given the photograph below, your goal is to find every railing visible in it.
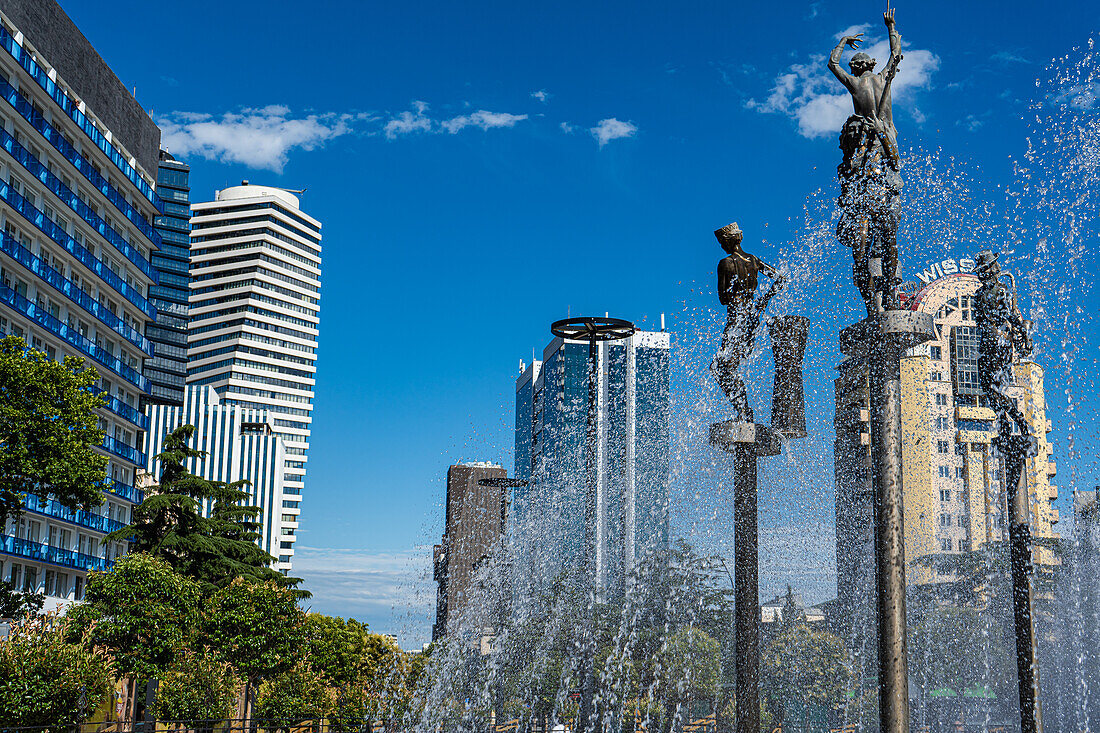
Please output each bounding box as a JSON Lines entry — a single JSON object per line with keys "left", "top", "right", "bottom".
{"left": 0, "top": 533, "right": 108, "bottom": 572}
{"left": 0, "top": 231, "right": 153, "bottom": 354}
{"left": 102, "top": 435, "right": 147, "bottom": 467}
{"left": 22, "top": 494, "right": 126, "bottom": 534}
{"left": 0, "top": 23, "right": 163, "bottom": 211}
{"left": 105, "top": 479, "right": 145, "bottom": 504}
{"left": 0, "top": 282, "right": 151, "bottom": 392}
{"left": 0, "top": 74, "right": 161, "bottom": 248}
{"left": 0, "top": 124, "right": 159, "bottom": 281}
{"left": 0, "top": 180, "right": 156, "bottom": 318}
{"left": 94, "top": 386, "right": 149, "bottom": 430}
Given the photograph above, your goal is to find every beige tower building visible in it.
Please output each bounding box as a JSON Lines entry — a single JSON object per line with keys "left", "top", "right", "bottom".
{"left": 835, "top": 257, "right": 1060, "bottom": 615}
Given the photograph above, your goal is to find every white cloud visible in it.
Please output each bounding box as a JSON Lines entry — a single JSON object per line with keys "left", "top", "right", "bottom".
{"left": 383, "top": 100, "right": 432, "bottom": 139}
{"left": 293, "top": 546, "right": 434, "bottom": 646}
{"left": 157, "top": 105, "right": 354, "bottom": 173}
{"left": 991, "top": 50, "right": 1030, "bottom": 65}
{"left": 441, "top": 110, "right": 528, "bottom": 134}
{"left": 531, "top": 89, "right": 551, "bottom": 103}
{"left": 384, "top": 102, "right": 528, "bottom": 138}
{"left": 745, "top": 29, "right": 939, "bottom": 139}
{"left": 589, "top": 117, "right": 638, "bottom": 147}
{"left": 560, "top": 121, "right": 576, "bottom": 134}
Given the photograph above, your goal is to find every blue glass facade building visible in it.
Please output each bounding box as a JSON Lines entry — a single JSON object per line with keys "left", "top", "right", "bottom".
{"left": 144, "top": 151, "right": 190, "bottom": 406}
{"left": 513, "top": 329, "right": 671, "bottom": 603}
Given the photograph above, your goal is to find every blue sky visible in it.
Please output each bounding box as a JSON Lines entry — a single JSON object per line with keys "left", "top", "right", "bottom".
{"left": 66, "top": 0, "right": 1097, "bottom": 646}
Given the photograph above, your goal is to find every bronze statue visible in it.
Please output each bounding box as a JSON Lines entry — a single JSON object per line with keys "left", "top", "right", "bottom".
{"left": 974, "top": 250, "right": 1034, "bottom": 437}
{"left": 830, "top": 10, "right": 904, "bottom": 315}
{"left": 711, "top": 223, "right": 783, "bottom": 423}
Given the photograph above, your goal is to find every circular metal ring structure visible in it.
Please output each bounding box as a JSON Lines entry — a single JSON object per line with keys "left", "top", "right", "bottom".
{"left": 550, "top": 316, "right": 636, "bottom": 343}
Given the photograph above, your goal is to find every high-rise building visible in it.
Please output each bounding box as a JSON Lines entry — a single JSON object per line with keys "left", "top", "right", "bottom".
{"left": 188, "top": 183, "right": 321, "bottom": 571}
{"left": 432, "top": 462, "right": 508, "bottom": 641}
{"left": 513, "top": 327, "right": 671, "bottom": 603}
{"left": 834, "top": 257, "right": 1060, "bottom": 618}
{"left": 0, "top": 1, "right": 161, "bottom": 608}
{"left": 144, "top": 385, "right": 289, "bottom": 564}
{"left": 144, "top": 150, "right": 190, "bottom": 407}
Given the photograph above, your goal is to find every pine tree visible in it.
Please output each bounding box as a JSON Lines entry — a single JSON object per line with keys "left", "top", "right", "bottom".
{"left": 108, "top": 425, "right": 301, "bottom": 593}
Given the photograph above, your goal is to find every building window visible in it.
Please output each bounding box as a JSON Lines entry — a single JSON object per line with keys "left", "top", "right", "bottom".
{"left": 955, "top": 443, "right": 967, "bottom": 456}
{"left": 936, "top": 417, "right": 951, "bottom": 431}
{"left": 941, "top": 538, "right": 953, "bottom": 551}
{"left": 930, "top": 345, "right": 942, "bottom": 360}
{"left": 940, "top": 489, "right": 951, "bottom": 501}
{"left": 74, "top": 576, "right": 84, "bottom": 601}
{"left": 939, "top": 466, "right": 951, "bottom": 478}
{"left": 935, "top": 393, "right": 948, "bottom": 406}
{"left": 937, "top": 440, "right": 949, "bottom": 454}
{"left": 956, "top": 467, "right": 966, "bottom": 479}
{"left": 940, "top": 514, "right": 951, "bottom": 526}
{"left": 951, "top": 326, "right": 981, "bottom": 395}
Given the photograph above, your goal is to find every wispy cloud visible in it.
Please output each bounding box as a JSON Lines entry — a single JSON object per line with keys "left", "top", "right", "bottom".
{"left": 531, "top": 89, "right": 551, "bottom": 103}
{"left": 157, "top": 105, "right": 361, "bottom": 173}
{"left": 991, "top": 50, "right": 1031, "bottom": 65}
{"left": 560, "top": 121, "right": 576, "bottom": 134}
{"left": 590, "top": 118, "right": 638, "bottom": 147}
{"left": 441, "top": 110, "right": 528, "bottom": 134}
{"left": 294, "top": 546, "right": 434, "bottom": 647}
{"left": 745, "top": 28, "right": 939, "bottom": 139}
{"left": 383, "top": 102, "right": 528, "bottom": 139}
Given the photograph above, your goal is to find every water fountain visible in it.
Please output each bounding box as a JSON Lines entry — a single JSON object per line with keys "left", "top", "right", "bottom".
{"left": 403, "top": 20, "right": 1098, "bottom": 733}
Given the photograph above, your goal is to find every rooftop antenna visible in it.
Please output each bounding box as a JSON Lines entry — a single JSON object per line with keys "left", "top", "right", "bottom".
{"left": 661, "top": 312, "right": 666, "bottom": 331}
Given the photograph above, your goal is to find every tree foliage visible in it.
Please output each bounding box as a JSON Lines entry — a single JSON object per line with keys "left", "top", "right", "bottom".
{"left": 0, "top": 615, "right": 113, "bottom": 726}
{"left": 150, "top": 648, "right": 241, "bottom": 724}
{"left": 0, "top": 335, "right": 106, "bottom": 525}
{"left": 254, "top": 661, "right": 329, "bottom": 729}
{"left": 762, "top": 623, "right": 852, "bottom": 727}
{"left": 67, "top": 552, "right": 201, "bottom": 680}
{"left": 0, "top": 578, "right": 44, "bottom": 620}
{"left": 108, "top": 424, "right": 293, "bottom": 593}
{"left": 203, "top": 578, "right": 308, "bottom": 685}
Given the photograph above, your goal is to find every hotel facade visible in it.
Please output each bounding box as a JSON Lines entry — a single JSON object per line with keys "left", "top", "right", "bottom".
{"left": 0, "top": 1, "right": 161, "bottom": 608}
{"left": 834, "top": 257, "right": 1061, "bottom": 616}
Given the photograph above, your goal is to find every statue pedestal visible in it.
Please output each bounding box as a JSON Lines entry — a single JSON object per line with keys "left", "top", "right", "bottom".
{"left": 709, "top": 420, "right": 781, "bottom": 456}
{"left": 838, "top": 310, "right": 935, "bottom": 733}
{"left": 708, "top": 420, "right": 781, "bottom": 733}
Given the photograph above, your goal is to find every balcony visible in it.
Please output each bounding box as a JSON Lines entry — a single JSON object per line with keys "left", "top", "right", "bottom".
{"left": 94, "top": 387, "right": 149, "bottom": 430}
{"left": 0, "top": 74, "right": 161, "bottom": 246}
{"left": 0, "top": 282, "right": 151, "bottom": 392}
{"left": 101, "top": 435, "right": 146, "bottom": 467}
{"left": 23, "top": 494, "right": 126, "bottom": 534}
{"left": 956, "top": 405, "right": 996, "bottom": 421}
{"left": 1, "top": 125, "right": 158, "bottom": 281}
{"left": 0, "top": 533, "right": 109, "bottom": 573}
{"left": 0, "top": 231, "right": 152, "bottom": 354}
{"left": 0, "top": 24, "right": 162, "bottom": 212}
{"left": 105, "top": 479, "right": 144, "bottom": 505}
{"left": 0, "top": 180, "right": 155, "bottom": 318}
{"left": 1047, "top": 461, "right": 1057, "bottom": 477}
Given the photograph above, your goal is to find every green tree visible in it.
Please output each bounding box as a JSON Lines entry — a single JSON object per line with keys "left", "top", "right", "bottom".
{"left": 109, "top": 424, "right": 294, "bottom": 592}
{"left": 0, "top": 335, "right": 107, "bottom": 525}
{"left": 0, "top": 615, "right": 113, "bottom": 726}
{"left": 0, "top": 578, "right": 44, "bottom": 619}
{"left": 762, "top": 624, "right": 852, "bottom": 729}
{"left": 254, "top": 660, "right": 328, "bottom": 730}
{"left": 304, "top": 614, "right": 372, "bottom": 688}
{"left": 203, "top": 578, "right": 308, "bottom": 699}
{"left": 150, "top": 648, "right": 241, "bottom": 726}
{"left": 659, "top": 625, "right": 721, "bottom": 720}
{"left": 66, "top": 553, "right": 201, "bottom": 681}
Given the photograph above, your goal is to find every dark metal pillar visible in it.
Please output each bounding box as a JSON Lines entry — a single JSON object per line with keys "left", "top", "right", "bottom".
{"left": 577, "top": 334, "right": 599, "bottom": 733}
{"left": 550, "top": 317, "right": 636, "bottom": 733}
{"left": 733, "top": 442, "right": 760, "bottom": 733}
{"left": 1001, "top": 436, "right": 1043, "bottom": 733}
{"left": 868, "top": 334, "right": 910, "bottom": 733}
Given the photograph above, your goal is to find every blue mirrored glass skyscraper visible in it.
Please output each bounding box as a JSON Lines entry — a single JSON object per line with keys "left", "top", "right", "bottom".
{"left": 513, "top": 328, "right": 670, "bottom": 603}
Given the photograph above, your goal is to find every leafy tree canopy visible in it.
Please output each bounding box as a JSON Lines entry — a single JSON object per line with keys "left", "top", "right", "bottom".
{"left": 66, "top": 552, "right": 201, "bottom": 680}
{"left": 0, "top": 336, "right": 106, "bottom": 525}
{"left": 0, "top": 578, "right": 44, "bottom": 620}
